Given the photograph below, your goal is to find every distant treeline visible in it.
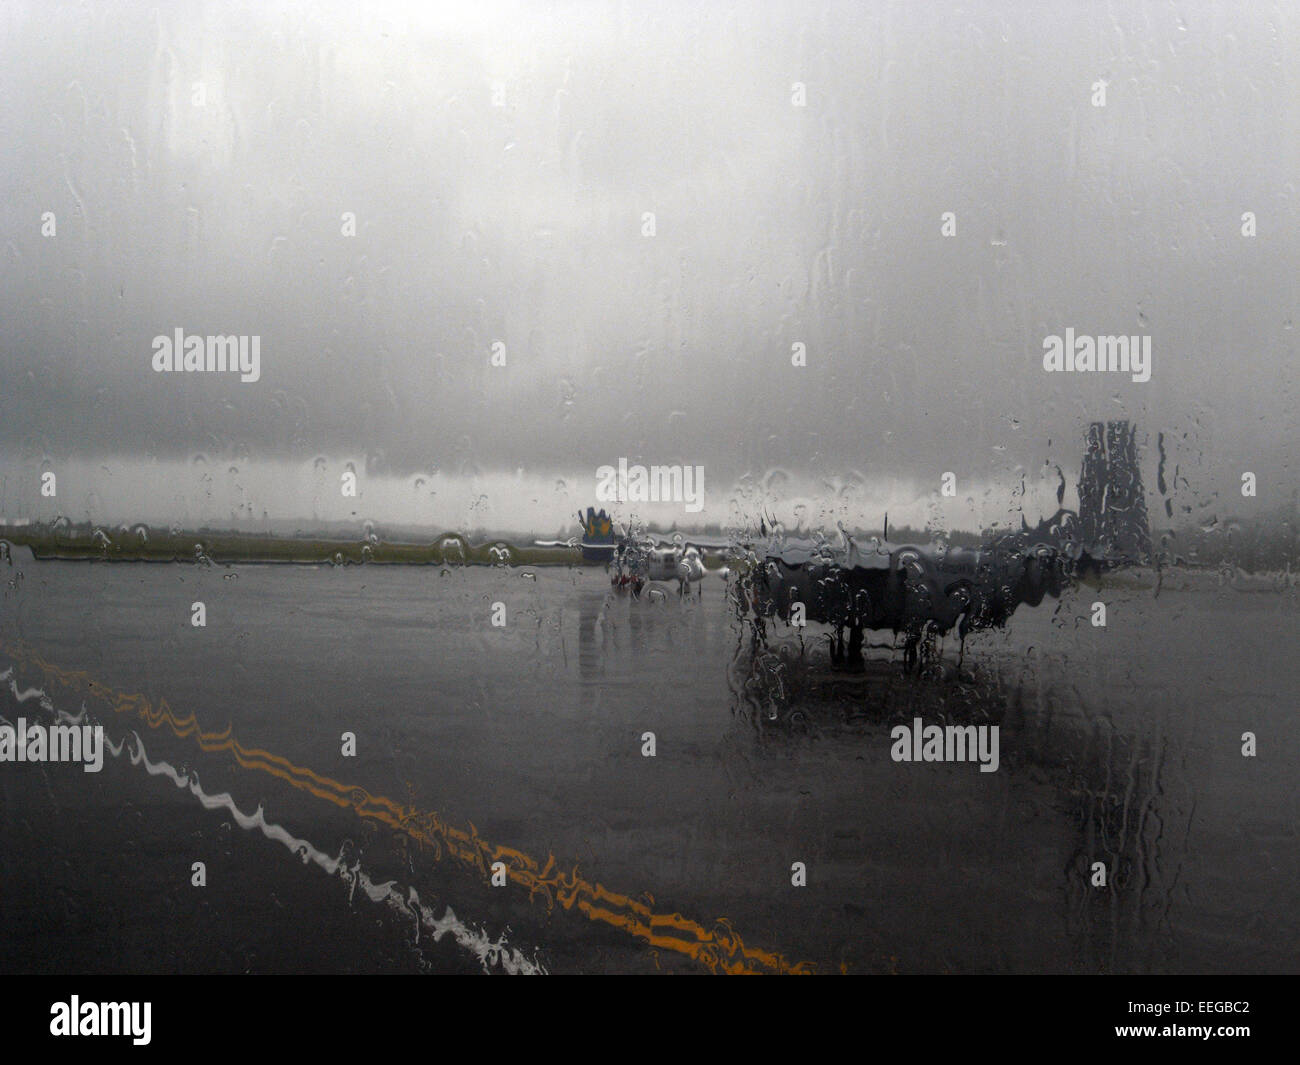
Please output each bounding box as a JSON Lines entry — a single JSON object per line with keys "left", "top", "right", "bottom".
{"left": 1, "top": 507, "right": 1293, "bottom": 570}
{"left": 0, "top": 525, "right": 577, "bottom": 566}
{"left": 1145, "top": 513, "right": 1296, "bottom": 572}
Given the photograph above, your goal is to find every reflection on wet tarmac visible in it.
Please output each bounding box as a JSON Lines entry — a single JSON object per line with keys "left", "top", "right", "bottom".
{"left": 1, "top": 560, "right": 1296, "bottom": 972}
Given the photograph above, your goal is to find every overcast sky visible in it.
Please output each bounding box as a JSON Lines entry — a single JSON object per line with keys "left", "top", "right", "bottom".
{"left": 1, "top": 1, "right": 1295, "bottom": 534}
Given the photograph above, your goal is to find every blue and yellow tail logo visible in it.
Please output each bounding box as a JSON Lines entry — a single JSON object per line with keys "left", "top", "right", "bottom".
{"left": 579, "top": 507, "right": 614, "bottom": 543}
{"left": 578, "top": 507, "right": 616, "bottom": 561}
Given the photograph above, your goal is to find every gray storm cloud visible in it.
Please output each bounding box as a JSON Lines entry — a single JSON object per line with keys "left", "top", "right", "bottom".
{"left": 1, "top": 0, "right": 1295, "bottom": 528}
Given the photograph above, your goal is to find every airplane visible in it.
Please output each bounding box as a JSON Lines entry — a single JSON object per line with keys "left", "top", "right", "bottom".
{"left": 737, "top": 516, "right": 1075, "bottom": 671}
{"left": 568, "top": 507, "right": 714, "bottom": 596}
{"left": 610, "top": 536, "right": 708, "bottom": 596}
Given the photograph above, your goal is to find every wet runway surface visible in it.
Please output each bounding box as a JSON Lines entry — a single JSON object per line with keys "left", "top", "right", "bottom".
{"left": 2, "top": 554, "right": 1296, "bottom": 973}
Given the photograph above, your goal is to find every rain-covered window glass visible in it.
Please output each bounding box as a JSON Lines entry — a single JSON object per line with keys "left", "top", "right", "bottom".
{"left": 0, "top": 0, "right": 1295, "bottom": 1006}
